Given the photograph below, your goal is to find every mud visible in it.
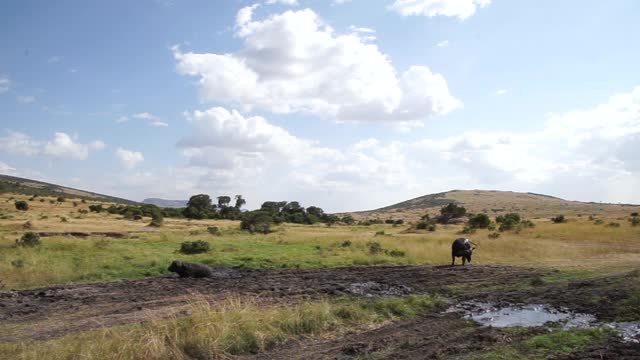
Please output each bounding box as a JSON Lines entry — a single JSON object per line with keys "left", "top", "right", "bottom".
{"left": 37, "top": 231, "right": 127, "bottom": 238}
{"left": 242, "top": 313, "right": 546, "bottom": 360}
{"left": 0, "top": 265, "right": 539, "bottom": 341}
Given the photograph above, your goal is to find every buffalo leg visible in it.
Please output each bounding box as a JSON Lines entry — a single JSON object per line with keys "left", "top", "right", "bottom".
{"left": 462, "top": 256, "right": 466, "bottom": 265}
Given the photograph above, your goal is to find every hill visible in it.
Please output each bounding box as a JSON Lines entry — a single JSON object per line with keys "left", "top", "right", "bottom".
{"left": 142, "top": 198, "right": 187, "bottom": 208}
{"left": 347, "top": 189, "right": 640, "bottom": 222}
{"left": 0, "top": 174, "right": 137, "bottom": 204}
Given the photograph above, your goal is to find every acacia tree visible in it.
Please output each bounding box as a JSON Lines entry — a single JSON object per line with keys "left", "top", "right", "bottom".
{"left": 184, "top": 194, "right": 214, "bottom": 219}
{"left": 217, "top": 196, "right": 231, "bottom": 208}
{"left": 234, "top": 195, "right": 246, "bottom": 209}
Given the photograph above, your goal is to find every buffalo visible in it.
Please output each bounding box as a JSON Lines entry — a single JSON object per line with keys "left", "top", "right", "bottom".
{"left": 451, "top": 238, "right": 476, "bottom": 266}
{"left": 168, "top": 260, "right": 213, "bottom": 278}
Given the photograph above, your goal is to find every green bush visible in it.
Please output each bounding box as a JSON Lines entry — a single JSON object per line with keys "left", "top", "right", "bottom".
{"left": 488, "top": 232, "right": 501, "bottom": 239}
{"left": 179, "top": 240, "right": 211, "bottom": 254}
{"left": 375, "top": 230, "right": 385, "bottom": 236}
{"left": 14, "top": 200, "right": 29, "bottom": 211}
{"left": 551, "top": 215, "right": 567, "bottom": 223}
{"left": 386, "top": 249, "right": 405, "bottom": 257}
{"left": 57, "top": 196, "right": 65, "bottom": 202}
{"left": 460, "top": 226, "right": 475, "bottom": 234}
{"left": 340, "top": 240, "right": 352, "bottom": 248}
{"left": 207, "top": 226, "right": 221, "bottom": 235}
{"left": 16, "top": 232, "right": 41, "bottom": 247}
{"left": 149, "top": 212, "right": 164, "bottom": 227}
{"left": 368, "top": 242, "right": 383, "bottom": 254}
{"left": 240, "top": 210, "right": 273, "bottom": 234}
{"left": 427, "top": 224, "right": 437, "bottom": 232}
{"left": 629, "top": 216, "right": 640, "bottom": 226}
{"left": 468, "top": 213, "right": 491, "bottom": 228}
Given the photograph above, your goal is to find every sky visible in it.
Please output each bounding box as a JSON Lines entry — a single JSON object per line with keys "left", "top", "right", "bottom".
{"left": 1, "top": 0, "right": 639, "bottom": 212}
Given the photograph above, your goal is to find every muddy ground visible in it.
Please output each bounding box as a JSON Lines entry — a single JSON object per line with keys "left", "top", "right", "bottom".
{"left": 1, "top": 265, "right": 639, "bottom": 359}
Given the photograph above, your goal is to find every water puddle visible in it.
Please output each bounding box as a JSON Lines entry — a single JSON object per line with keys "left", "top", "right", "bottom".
{"left": 606, "top": 322, "right": 640, "bottom": 343}
{"left": 451, "top": 301, "right": 595, "bottom": 329}
{"left": 450, "top": 301, "right": 640, "bottom": 343}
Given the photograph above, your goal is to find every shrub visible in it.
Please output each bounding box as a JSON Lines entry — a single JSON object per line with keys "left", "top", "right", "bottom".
{"left": 368, "top": 242, "right": 383, "bottom": 254}
{"left": 78, "top": 209, "right": 88, "bottom": 214}
{"left": 22, "top": 221, "right": 33, "bottom": 230}
{"left": 631, "top": 212, "right": 639, "bottom": 217}
{"left": 72, "top": 201, "right": 78, "bottom": 207}
{"left": 60, "top": 216, "right": 67, "bottom": 222}
{"left": 240, "top": 210, "right": 273, "bottom": 234}
{"left": 180, "top": 240, "right": 211, "bottom": 254}
{"left": 375, "top": 230, "right": 385, "bottom": 236}
{"left": 149, "top": 212, "right": 164, "bottom": 227}
{"left": 14, "top": 200, "right": 29, "bottom": 211}
{"left": 521, "top": 220, "right": 536, "bottom": 228}
{"left": 11, "top": 259, "right": 25, "bottom": 268}
{"left": 39, "top": 198, "right": 45, "bottom": 203}
{"left": 551, "top": 215, "right": 567, "bottom": 224}
{"left": 340, "top": 240, "right": 352, "bottom": 248}
{"left": 488, "top": 232, "right": 501, "bottom": 239}
{"left": 487, "top": 223, "right": 496, "bottom": 231}
{"left": 468, "top": 213, "right": 491, "bottom": 229}
{"left": 57, "top": 196, "right": 65, "bottom": 202}
{"left": 415, "top": 222, "right": 428, "bottom": 230}
{"left": 385, "top": 219, "right": 395, "bottom": 224}
{"left": 49, "top": 200, "right": 55, "bottom": 204}
{"left": 460, "top": 226, "right": 475, "bottom": 234}
{"left": 386, "top": 249, "right": 405, "bottom": 257}
{"left": 607, "top": 222, "right": 621, "bottom": 228}
{"left": 594, "top": 219, "right": 604, "bottom": 225}
{"left": 394, "top": 219, "right": 404, "bottom": 225}
{"left": 428, "top": 224, "right": 437, "bottom": 232}
{"left": 207, "top": 226, "right": 221, "bottom": 235}
{"left": 630, "top": 217, "right": 640, "bottom": 227}
{"left": 16, "top": 232, "right": 41, "bottom": 247}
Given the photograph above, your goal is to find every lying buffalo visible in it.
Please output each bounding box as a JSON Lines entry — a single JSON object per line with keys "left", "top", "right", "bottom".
{"left": 451, "top": 238, "right": 476, "bottom": 266}
{"left": 168, "top": 260, "right": 213, "bottom": 278}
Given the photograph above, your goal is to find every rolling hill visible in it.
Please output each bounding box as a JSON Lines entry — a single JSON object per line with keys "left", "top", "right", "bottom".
{"left": 142, "top": 198, "right": 188, "bottom": 208}
{"left": 347, "top": 189, "right": 640, "bottom": 222}
{"left": 0, "top": 174, "right": 137, "bottom": 204}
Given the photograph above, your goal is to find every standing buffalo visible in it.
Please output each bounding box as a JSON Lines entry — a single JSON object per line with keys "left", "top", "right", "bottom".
{"left": 451, "top": 238, "right": 476, "bottom": 266}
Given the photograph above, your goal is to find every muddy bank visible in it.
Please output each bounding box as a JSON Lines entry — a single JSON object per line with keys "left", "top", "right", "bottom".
{"left": 0, "top": 265, "right": 539, "bottom": 341}
{"left": 242, "top": 313, "right": 545, "bottom": 360}
{"left": 461, "top": 270, "right": 640, "bottom": 321}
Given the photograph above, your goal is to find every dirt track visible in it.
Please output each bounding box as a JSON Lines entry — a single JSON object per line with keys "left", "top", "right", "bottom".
{"left": 0, "top": 265, "right": 539, "bottom": 341}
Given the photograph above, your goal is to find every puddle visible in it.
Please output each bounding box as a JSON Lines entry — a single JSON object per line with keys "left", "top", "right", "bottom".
{"left": 606, "top": 322, "right": 640, "bottom": 343}
{"left": 450, "top": 301, "right": 640, "bottom": 343}
{"left": 450, "top": 301, "right": 595, "bottom": 329}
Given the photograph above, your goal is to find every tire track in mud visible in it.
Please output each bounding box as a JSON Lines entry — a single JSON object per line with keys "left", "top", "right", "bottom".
{"left": 0, "top": 265, "right": 540, "bottom": 341}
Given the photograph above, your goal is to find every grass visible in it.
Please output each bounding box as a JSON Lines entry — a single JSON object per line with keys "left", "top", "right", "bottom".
{"left": 1, "top": 191, "right": 640, "bottom": 289}
{"left": 466, "top": 327, "right": 615, "bottom": 360}
{"left": 0, "top": 294, "right": 443, "bottom": 359}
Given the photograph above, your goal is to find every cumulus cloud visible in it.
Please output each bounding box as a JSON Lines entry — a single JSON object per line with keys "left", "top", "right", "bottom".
{"left": 150, "top": 121, "right": 169, "bottom": 127}
{"left": 0, "top": 161, "right": 16, "bottom": 174}
{"left": 389, "top": 0, "right": 491, "bottom": 20}
{"left": 174, "top": 6, "right": 460, "bottom": 123}
{"left": 266, "top": 0, "right": 298, "bottom": 5}
{"left": 115, "top": 116, "right": 129, "bottom": 123}
{"left": 168, "top": 86, "right": 640, "bottom": 211}
{"left": 0, "top": 77, "right": 10, "bottom": 93}
{"left": 115, "top": 147, "right": 144, "bottom": 169}
{"left": 495, "top": 89, "right": 508, "bottom": 95}
{"left": 0, "top": 130, "right": 104, "bottom": 160}
{"left": 436, "top": 40, "right": 449, "bottom": 47}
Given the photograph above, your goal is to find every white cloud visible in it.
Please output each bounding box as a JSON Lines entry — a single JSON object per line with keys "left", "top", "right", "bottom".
{"left": 0, "top": 77, "right": 10, "bottom": 93}
{"left": 0, "top": 161, "right": 16, "bottom": 174}
{"left": 436, "top": 40, "right": 449, "bottom": 47}
{"left": 150, "top": 121, "right": 169, "bottom": 127}
{"left": 348, "top": 25, "right": 375, "bottom": 33}
{"left": 0, "top": 131, "right": 41, "bottom": 156}
{"left": 0, "top": 131, "right": 104, "bottom": 160}
{"left": 115, "top": 147, "right": 144, "bottom": 169}
{"left": 266, "top": 0, "right": 299, "bottom": 5}
{"left": 333, "top": 0, "right": 352, "bottom": 4}
{"left": 44, "top": 133, "right": 96, "bottom": 160}
{"left": 115, "top": 116, "right": 129, "bottom": 123}
{"left": 495, "top": 89, "right": 508, "bottom": 95}
{"left": 168, "top": 86, "right": 640, "bottom": 211}
{"left": 132, "top": 112, "right": 159, "bottom": 120}
{"left": 174, "top": 6, "right": 460, "bottom": 123}
{"left": 17, "top": 95, "right": 36, "bottom": 104}
{"left": 390, "top": 0, "right": 491, "bottom": 20}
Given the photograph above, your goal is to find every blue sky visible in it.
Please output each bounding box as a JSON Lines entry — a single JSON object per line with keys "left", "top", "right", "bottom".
{"left": 1, "top": 0, "right": 639, "bottom": 211}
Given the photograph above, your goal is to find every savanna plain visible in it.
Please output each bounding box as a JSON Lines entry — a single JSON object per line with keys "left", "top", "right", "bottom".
{"left": 1, "top": 190, "right": 639, "bottom": 359}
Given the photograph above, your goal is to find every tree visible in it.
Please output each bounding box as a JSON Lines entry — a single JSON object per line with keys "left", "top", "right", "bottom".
{"left": 437, "top": 203, "right": 467, "bottom": 224}
{"left": 149, "top": 210, "right": 163, "bottom": 227}
{"left": 184, "top": 194, "right": 213, "bottom": 219}
{"left": 341, "top": 215, "right": 355, "bottom": 225}
{"left": 234, "top": 195, "right": 246, "bottom": 209}
{"left": 240, "top": 210, "right": 273, "bottom": 234}
{"left": 260, "top": 201, "right": 287, "bottom": 216}
{"left": 15, "top": 200, "right": 29, "bottom": 211}
{"left": 469, "top": 213, "right": 491, "bottom": 228}
{"left": 551, "top": 215, "right": 567, "bottom": 224}
{"left": 217, "top": 196, "right": 231, "bottom": 208}
{"left": 16, "top": 232, "right": 40, "bottom": 247}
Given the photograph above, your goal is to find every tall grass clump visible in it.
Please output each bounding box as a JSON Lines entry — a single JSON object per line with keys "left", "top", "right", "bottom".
{"left": 0, "top": 295, "right": 443, "bottom": 359}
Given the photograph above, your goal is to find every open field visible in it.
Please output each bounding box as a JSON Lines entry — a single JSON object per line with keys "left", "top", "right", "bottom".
{"left": 1, "top": 191, "right": 640, "bottom": 359}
